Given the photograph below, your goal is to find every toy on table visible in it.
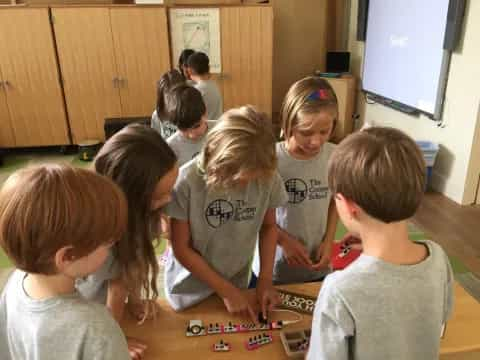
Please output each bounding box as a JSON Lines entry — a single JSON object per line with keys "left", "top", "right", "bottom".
{"left": 186, "top": 319, "right": 284, "bottom": 337}
{"left": 280, "top": 328, "right": 311, "bottom": 358}
{"left": 331, "top": 236, "right": 362, "bottom": 270}
{"left": 212, "top": 339, "right": 231, "bottom": 352}
{"left": 245, "top": 333, "right": 273, "bottom": 350}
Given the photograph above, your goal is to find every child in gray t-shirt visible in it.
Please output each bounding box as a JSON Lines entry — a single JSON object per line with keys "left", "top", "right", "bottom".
{"left": 187, "top": 52, "right": 223, "bottom": 120}
{"left": 253, "top": 77, "right": 339, "bottom": 284}
{"left": 307, "top": 127, "right": 454, "bottom": 360}
{"left": 0, "top": 165, "right": 130, "bottom": 360}
{"left": 151, "top": 69, "right": 184, "bottom": 139}
{"left": 165, "top": 106, "right": 287, "bottom": 320}
{"left": 165, "top": 83, "right": 216, "bottom": 167}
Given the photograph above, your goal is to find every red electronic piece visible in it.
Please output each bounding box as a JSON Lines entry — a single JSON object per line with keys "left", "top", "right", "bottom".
{"left": 331, "top": 237, "right": 362, "bottom": 270}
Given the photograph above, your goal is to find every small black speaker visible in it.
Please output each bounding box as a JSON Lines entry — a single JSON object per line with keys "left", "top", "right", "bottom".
{"left": 326, "top": 52, "right": 350, "bottom": 73}
{"left": 444, "top": 0, "right": 466, "bottom": 50}
{"left": 357, "top": 0, "right": 369, "bottom": 41}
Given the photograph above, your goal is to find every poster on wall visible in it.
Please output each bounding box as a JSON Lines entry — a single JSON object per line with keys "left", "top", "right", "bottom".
{"left": 169, "top": 8, "right": 222, "bottom": 74}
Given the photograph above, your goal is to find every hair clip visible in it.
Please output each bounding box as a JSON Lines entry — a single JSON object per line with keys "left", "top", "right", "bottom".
{"left": 307, "top": 89, "right": 330, "bottom": 101}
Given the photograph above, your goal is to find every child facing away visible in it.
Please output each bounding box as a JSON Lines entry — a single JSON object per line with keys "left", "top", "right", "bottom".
{"left": 307, "top": 127, "right": 454, "bottom": 360}
{"left": 186, "top": 51, "right": 223, "bottom": 120}
{"left": 75, "top": 124, "right": 178, "bottom": 359}
{"left": 151, "top": 69, "right": 185, "bottom": 139}
{"left": 165, "top": 106, "right": 288, "bottom": 320}
{"left": 253, "top": 77, "right": 339, "bottom": 285}
{"left": 165, "top": 83, "right": 216, "bottom": 167}
{"left": 0, "top": 165, "right": 130, "bottom": 360}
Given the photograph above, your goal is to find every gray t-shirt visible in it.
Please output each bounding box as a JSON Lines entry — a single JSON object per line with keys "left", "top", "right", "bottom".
{"left": 167, "top": 120, "right": 216, "bottom": 167}
{"left": 307, "top": 240, "right": 454, "bottom": 360}
{"left": 151, "top": 110, "right": 177, "bottom": 139}
{"left": 75, "top": 249, "right": 119, "bottom": 304}
{"left": 164, "top": 160, "right": 288, "bottom": 310}
{"left": 194, "top": 80, "right": 223, "bottom": 120}
{"left": 253, "top": 141, "right": 336, "bottom": 284}
{"left": 0, "top": 270, "right": 129, "bottom": 360}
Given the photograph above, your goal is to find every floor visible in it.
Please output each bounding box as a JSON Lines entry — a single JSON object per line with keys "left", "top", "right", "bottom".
{"left": 413, "top": 192, "right": 480, "bottom": 278}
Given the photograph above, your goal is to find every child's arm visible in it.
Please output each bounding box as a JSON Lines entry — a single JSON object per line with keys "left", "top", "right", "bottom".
{"left": 256, "top": 208, "right": 281, "bottom": 319}
{"left": 171, "top": 218, "right": 256, "bottom": 321}
{"left": 312, "top": 198, "right": 339, "bottom": 270}
{"left": 277, "top": 225, "right": 313, "bottom": 268}
{"left": 106, "top": 280, "right": 148, "bottom": 359}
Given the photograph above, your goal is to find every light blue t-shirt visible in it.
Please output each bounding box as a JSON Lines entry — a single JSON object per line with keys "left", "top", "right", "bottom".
{"left": 307, "top": 240, "right": 454, "bottom": 360}
{"left": 253, "top": 141, "right": 336, "bottom": 284}
{"left": 164, "top": 159, "right": 288, "bottom": 310}
{"left": 0, "top": 270, "right": 129, "bottom": 360}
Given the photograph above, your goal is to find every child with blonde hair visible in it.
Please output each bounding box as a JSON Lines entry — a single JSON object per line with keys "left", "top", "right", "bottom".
{"left": 307, "top": 127, "right": 454, "bottom": 360}
{"left": 0, "top": 165, "right": 129, "bottom": 360}
{"left": 165, "top": 106, "right": 287, "bottom": 320}
{"left": 253, "top": 76, "right": 339, "bottom": 284}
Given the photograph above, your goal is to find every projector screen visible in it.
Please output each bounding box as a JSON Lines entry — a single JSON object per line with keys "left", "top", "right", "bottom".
{"left": 362, "top": 0, "right": 451, "bottom": 119}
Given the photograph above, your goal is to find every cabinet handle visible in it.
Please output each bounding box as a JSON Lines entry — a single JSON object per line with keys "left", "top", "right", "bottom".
{"left": 112, "top": 77, "right": 119, "bottom": 88}
{"left": 4, "top": 80, "right": 11, "bottom": 88}
{"left": 118, "top": 77, "right": 126, "bottom": 87}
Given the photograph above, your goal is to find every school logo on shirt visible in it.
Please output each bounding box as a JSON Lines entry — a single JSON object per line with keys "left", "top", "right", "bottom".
{"left": 205, "top": 199, "right": 257, "bottom": 228}
{"left": 205, "top": 199, "right": 234, "bottom": 228}
{"left": 285, "top": 178, "right": 329, "bottom": 204}
{"left": 285, "top": 178, "right": 308, "bottom": 203}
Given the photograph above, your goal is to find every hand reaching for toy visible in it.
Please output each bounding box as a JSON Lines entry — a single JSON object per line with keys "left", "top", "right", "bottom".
{"left": 222, "top": 287, "right": 257, "bottom": 323}
{"left": 127, "top": 299, "right": 161, "bottom": 324}
{"left": 311, "top": 240, "right": 333, "bottom": 271}
{"left": 126, "top": 337, "right": 147, "bottom": 360}
{"left": 280, "top": 233, "right": 313, "bottom": 269}
{"left": 256, "top": 280, "right": 280, "bottom": 320}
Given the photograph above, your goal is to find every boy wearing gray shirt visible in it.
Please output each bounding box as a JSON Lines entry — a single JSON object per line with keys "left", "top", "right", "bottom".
{"left": 307, "top": 127, "right": 454, "bottom": 360}
{"left": 165, "top": 83, "right": 216, "bottom": 167}
{"left": 187, "top": 52, "right": 223, "bottom": 120}
{"left": 0, "top": 165, "right": 130, "bottom": 360}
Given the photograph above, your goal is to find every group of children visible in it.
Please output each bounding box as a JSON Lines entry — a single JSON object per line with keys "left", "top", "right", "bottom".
{"left": 0, "top": 49, "right": 454, "bottom": 360}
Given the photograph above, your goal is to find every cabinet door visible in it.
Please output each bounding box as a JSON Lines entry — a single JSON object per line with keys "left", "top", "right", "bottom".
{"left": 53, "top": 7, "right": 121, "bottom": 142}
{"left": 0, "top": 79, "right": 15, "bottom": 147}
{"left": 110, "top": 7, "right": 171, "bottom": 117}
{"left": 0, "top": 8, "right": 69, "bottom": 147}
{"left": 221, "top": 6, "right": 273, "bottom": 115}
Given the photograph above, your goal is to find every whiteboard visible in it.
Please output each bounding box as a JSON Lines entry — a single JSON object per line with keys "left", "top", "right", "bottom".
{"left": 362, "top": 0, "right": 451, "bottom": 119}
{"left": 169, "top": 8, "right": 222, "bottom": 73}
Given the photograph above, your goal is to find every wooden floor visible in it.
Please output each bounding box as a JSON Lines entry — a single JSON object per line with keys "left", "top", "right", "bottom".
{"left": 413, "top": 192, "right": 480, "bottom": 277}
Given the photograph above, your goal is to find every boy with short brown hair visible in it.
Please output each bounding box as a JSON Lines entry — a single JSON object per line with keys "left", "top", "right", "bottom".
{"left": 0, "top": 164, "right": 130, "bottom": 360}
{"left": 307, "top": 127, "right": 454, "bottom": 360}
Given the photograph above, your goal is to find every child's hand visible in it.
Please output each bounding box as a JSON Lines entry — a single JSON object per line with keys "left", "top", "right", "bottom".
{"left": 311, "top": 241, "right": 333, "bottom": 271}
{"left": 280, "top": 234, "right": 313, "bottom": 269}
{"left": 127, "top": 299, "right": 161, "bottom": 324}
{"left": 222, "top": 287, "right": 257, "bottom": 322}
{"left": 126, "top": 337, "right": 147, "bottom": 360}
{"left": 256, "top": 280, "right": 280, "bottom": 320}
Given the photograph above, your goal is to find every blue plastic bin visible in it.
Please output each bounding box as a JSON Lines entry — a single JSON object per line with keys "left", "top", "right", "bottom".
{"left": 416, "top": 141, "right": 439, "bottom": 191}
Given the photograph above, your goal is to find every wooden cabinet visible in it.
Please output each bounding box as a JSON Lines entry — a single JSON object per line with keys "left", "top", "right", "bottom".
{"left": 0, "top": 82, "right": 15, "bottom": 147}
{"left": 322, "top": 75, "right": 356, "bottom": 142}
{"left": 53, "top": 6, "right": 171, "bottom": 142}
{"left": 221, "top": 6, "right": 273, "bottom": 116}
{"left": 0, "top": 8, "right": 69, "bottom": 147}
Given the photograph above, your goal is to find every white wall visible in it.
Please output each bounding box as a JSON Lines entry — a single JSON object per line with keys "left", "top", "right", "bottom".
{"left": 348, "top": 0, "right": 480, "bottom": 204}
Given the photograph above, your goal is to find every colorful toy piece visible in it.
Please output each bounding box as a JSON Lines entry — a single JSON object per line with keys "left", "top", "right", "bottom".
{"left": 245, "top": 333, "right": 273, "bottom": 350}
{"left": 186, "top": 320, "right": 206, "bottom": 337}
{"left": 187, "top": 319, "right": 283, "bottom": 337}
{"left": 213, "top": 340, "right": 231, "bottom": 352}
